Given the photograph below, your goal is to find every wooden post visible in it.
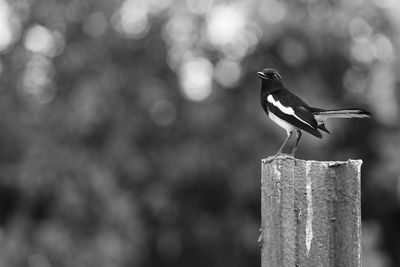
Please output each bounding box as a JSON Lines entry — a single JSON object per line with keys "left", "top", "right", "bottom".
{"left": 260, "top": 156, "right": 362, "bottom": 267}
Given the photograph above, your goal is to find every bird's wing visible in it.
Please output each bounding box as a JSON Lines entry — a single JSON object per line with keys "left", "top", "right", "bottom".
{"left": 267, "top": 92, "right": 322, "bottom": 138}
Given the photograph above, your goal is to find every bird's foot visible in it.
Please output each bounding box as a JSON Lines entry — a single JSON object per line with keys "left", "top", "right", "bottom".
{"left": 262, "top": 153, "right": 294, "bottom": 163}
{"left": 274, "top": 153, "right": 294, "bottom": 159}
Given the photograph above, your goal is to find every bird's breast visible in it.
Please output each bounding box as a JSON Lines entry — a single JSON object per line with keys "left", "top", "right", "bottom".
{"left": 267, "top": 109, "right": 296, "bottom": 135}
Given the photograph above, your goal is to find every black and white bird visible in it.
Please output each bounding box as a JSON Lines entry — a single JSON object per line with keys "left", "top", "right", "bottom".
{"left": 258, "top": 68, "right": 372, "bottom": 157}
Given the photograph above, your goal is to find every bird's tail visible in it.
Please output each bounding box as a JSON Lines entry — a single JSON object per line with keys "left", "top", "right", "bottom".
{"left": 313, "top": 108, "right": 372, "bottom": 120}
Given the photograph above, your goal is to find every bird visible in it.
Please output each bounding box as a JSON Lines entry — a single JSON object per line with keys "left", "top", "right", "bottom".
{"left": 257, "top": 68, "right": 372, "bottom": 157}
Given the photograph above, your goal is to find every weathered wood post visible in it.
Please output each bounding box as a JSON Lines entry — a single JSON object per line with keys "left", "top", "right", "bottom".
{"left": 260, "top": 156, "right": 362, "bottom": 267}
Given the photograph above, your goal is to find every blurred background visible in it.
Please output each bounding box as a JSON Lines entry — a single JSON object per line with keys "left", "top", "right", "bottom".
{"left": 0, "top": 0, "right": 398, "bottom": 266}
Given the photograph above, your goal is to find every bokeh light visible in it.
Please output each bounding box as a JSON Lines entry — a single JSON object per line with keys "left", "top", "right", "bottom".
{"left": 0, "top": 0, "right": 21, "bottom": 53}
{"left": 207, "top": 4, "right": 246, "bottom": 47}
{"left": 179, "top": 57, "right": 213, "bottom": 101}
{"left": 18, "top": 55, "right": 56, "bottom": 104}
{"left": 349, "top": 17, "right": 373, "bottom": 44}
{"left": 24, "top": 25, "right": 56, "bottom": 56}
{"left": 112, "top": 0, "right": 150, "bottom": 39}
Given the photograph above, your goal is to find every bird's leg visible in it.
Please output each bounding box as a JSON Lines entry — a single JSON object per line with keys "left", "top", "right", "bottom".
{"left": 290, "top": 130, "right": 302, "bottom": 157}
{"left": 275, "top": 131, "right": 292, "bottom": 156}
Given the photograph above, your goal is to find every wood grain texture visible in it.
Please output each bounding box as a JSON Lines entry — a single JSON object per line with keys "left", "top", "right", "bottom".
{"left": 261, "top": 156, "right": 361, "bottom": 267}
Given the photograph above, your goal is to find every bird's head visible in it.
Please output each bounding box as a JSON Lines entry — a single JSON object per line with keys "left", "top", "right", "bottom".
{"left": 257, "top": 68, "right": 282, "bottom": 81}
{"left": 257, "top": 68, "right": 283, "bottom": 93}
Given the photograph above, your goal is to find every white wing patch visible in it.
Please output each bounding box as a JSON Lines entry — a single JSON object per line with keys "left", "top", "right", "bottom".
{"left": 267, "top": 95, "right": 314, "bottom": 128}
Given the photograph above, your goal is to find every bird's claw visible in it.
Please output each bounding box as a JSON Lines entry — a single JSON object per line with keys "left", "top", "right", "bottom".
{"left": 262, "top": 153, "right": 294, "bottom": 163}
{"left": 273, "top": 153, "right": 294, "bottom": 159}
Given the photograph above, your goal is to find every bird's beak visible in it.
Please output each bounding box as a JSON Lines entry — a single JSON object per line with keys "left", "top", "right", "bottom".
{"left": 257, "top": 71, "right": 267, "bottom": 79}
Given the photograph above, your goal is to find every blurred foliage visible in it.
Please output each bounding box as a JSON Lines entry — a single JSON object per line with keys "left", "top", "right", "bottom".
{"left": 0, "top": 0, "right": 399, "bottom": 266}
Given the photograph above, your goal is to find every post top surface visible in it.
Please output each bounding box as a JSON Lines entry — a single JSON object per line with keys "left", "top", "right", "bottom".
{"left": 261, "top": 155, "right": 363, "bottom": 167}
